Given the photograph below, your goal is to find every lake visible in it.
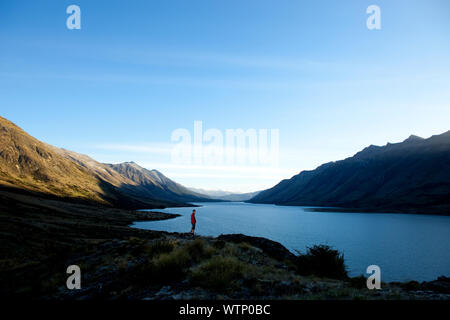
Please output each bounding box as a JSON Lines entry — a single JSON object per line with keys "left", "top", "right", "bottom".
{"left": 131, "top": 202, "right": 450, "bottom": 282}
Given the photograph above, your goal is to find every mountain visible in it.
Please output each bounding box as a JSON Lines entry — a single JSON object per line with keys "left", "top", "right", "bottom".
{"left": 189, "top": 187, "right": 260, "bottom": 201}
{"left": 0, "top": 116, "right": 211, "bottom": 209}
{"left": 249, "top": 131, "right": 450, "bottom": 214}
{"left": 217, "top": 191, "right": 261, "bottom": 202}
{"left": 104, "top": 162, "right": 213, "bottom": 203}
{"left": 189, "top": 187, "right": 235, "bottom": 198}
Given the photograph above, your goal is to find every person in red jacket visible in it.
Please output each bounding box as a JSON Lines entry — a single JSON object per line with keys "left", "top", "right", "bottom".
{"left": 190, "top": 209, "right": 196, "bottom": 235}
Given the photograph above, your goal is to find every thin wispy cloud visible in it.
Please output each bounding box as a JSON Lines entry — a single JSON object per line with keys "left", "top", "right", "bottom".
{"left": 5, "top": 38, "right": 342, "bottom": 72}
{"left": 0, "top": 71, "right": 314, "bottom": 90}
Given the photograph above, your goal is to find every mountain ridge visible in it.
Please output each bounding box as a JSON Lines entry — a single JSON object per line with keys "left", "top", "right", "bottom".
{"left": 249, "top": 131, "right": 450, "bottom": 214}
{"left": 0, "top": 116, "right": 212, "bottom": 209}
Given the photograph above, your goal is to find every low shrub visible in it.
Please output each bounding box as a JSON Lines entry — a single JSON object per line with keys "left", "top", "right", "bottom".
{"left": 348, "top": 275, "right": 367, "bottom": 289}
{"left": 400, "top": 281, "right": 421, "bottom": 291}
{"left": 294, "top": 245, "right": 348, "bottom": 279}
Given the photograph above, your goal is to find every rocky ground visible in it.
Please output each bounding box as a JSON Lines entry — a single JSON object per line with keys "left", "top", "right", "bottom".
{"left": 1, "top": 189, "right": 449, "bottom": 300}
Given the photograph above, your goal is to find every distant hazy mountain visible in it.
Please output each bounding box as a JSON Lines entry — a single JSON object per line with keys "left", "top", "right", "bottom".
{"left": 0, "top": 116, "right": 211, "bottom": 209}
{"left": 189, "top": 188, "right": 234, "bottom": 198}
{"left": 190, "top": 187, "right": 260, "bottom": 202}
{"left": 218, "top": 191, "right": 261, "bottom": 202}
{"left": 249, "top": 131, "right": 450, "bottom": 214}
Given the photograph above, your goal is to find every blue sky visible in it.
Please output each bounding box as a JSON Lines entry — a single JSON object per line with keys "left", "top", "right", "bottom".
{"left": 1, "top": 0, "right": 449, "bottom": 192}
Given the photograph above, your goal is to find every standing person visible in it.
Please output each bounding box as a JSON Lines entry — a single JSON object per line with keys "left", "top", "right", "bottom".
{"left": 190, "top": 209, "right": 196, "bottom": 235}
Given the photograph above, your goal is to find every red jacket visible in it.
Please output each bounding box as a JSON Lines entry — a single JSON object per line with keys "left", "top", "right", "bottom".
{"left": 191, "top": 212, "right": 196, "bottom": 224}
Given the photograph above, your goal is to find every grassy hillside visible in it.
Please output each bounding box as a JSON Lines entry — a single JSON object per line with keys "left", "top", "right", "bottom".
{"left": 0, "top": 116, "right": 211, "bottom": 209}
{"left": 0, "top": 116, "right": 110, "bottom": 204}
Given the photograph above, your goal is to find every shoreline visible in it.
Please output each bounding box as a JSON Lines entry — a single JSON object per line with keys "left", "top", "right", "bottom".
{"left": 303, "top": 206, "right": 450, "bottom": 216}
{"left": 1, "top": 190, "right": 449, "bottom": 299}
{"left": 244, "top": 200, "right": 450, "bottom": 216}
{"left": 162, "top": 200, "right": 450, "bottom": 216}
{"left": 129, "top": 213, "right": 450, "bottom": 284}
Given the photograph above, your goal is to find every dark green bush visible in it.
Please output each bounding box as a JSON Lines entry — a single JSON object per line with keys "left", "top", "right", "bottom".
{"left": 400, "top": 281, "right": 421, "bottom": 291}
{"left": 295, "top": 245, "right": 348, "bottom": 279}
{"left": 348, "top": 275, "right": 367, "bottom": 289}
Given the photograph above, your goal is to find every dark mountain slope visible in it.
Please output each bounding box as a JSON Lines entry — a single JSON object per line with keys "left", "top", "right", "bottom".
{"left": 249, "top": 131, "right": 450, "bottom": 214}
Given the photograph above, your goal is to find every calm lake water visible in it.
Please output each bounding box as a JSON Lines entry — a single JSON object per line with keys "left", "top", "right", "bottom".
{"left": 131, "top": 202, "right": 450, "bottom": 282}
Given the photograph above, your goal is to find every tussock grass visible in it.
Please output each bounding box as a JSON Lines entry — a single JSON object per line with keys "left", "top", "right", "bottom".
{"left": 125, "top": 238, "right": 215, "bottom": 285}
{"left": 213, "top": 240, "right": 225, "bottom": 249}
{"left": 238, "top": 242, "right": 253, "bottom": 251}
{"left": 190, "top": 255, "right": 245, "bottom": 292}
{"left": 151, "top": 247, "right": 191, "bottom": 281}
{"left": 185, "top": 238, "right": 215, "bottom": 262}
{"left": 144, "top": 239, "right": 176, "bottom": 257}
{"left": 126, "top": 238, "right": 176, "bottom": 256}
